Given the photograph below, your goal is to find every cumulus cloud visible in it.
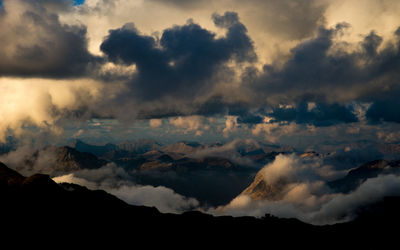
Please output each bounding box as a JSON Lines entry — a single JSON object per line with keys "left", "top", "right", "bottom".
{"left": 1, "top": 0, "right": 400, "bottom": 143}
{"left": 94, "top": 15, "right": 400, "bottom": 128}
{"left": 246, "top": 23, "right": 400, "bottom": 120}
{"left": 0, "top": 0, "right": 98, "bottom": 78}
{"left": 188, "top": 138, "right": 277, "bottom": 167}
{"left": 99, "top": 11, "right": 255, "bottom": 110}
{"left": 168, "top": 116, "right": 212, "bottom": 136}
{"left": 222, "top": 116, "right": 240, "bottom": 137}
{"left": 0, "top": 78, "right": 104, "bottom": 142}
{"left": 149, "top": 119, "right": 163, "bottom": 128}
{"left": 52, "top": 164, "right": 200, "bottom": 213}
{"left": 251, "top": 120, "right": 302, "bottom": 143}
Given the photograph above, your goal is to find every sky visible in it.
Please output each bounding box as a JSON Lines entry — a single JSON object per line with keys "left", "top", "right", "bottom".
{"left": 1, "top": 0, "right": 400, "bottom": 150}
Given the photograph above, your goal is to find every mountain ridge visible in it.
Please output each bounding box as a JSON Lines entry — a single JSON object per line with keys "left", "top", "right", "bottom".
{"left": 328, "top": 159, "right": 400, "bottom": 193}
{"left": 1, "top": 161, "right": 399, "bottom": 247}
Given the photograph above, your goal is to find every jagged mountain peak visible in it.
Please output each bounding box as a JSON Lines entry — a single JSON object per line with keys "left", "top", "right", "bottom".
{"left": 240, "top": 170, "right": 287, "bottom": 200}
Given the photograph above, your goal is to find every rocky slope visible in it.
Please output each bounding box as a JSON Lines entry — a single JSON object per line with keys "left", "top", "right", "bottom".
{"left": 55, "top": 146, "right": 108, "bottom": 171}
{"left": 240, "top": 170, "right": 288, "bottom": 200}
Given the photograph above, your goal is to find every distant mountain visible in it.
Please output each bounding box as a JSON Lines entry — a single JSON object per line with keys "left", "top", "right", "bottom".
{"left": 246, "top": 151, "right": 282, "bottom": 165}
{"left": 234, "top": 140, "right": 294, "bottom": 156}
{"left": 70, "top": 139, "right": 118, "bottom": 157}
{"left": 1, "top": 161, "right": 399, "bottom": 247}
{"left": 70, "top": 139, "right": 161, "bottom": 160}
{"left": 69, "top": 139, "right": 291, "bottom": 166}
{"left": 377, "top": 143, "right": 400, "bottom": 157}
{"left": 161, "top": 141, "right": 203, "bottom": 155}
{"left": 138, "top": 155, "right": 239, "bottom": 172}
{"left": 64, "top": 139, "right": 292, "bottom": 207}
{"left": 328, "top": 159, "right": 400, "bottom": 193}
{"left": 54, "top": 146, "right": 108, "bottom": 172}
{"left": 14, "top": 146, "right": 107, "bottom": 176}
{"left": 174, "top": 156, "right": 238, "bottom": 171}
{"left": 117, "top": 139, "right": 161, "bottom": 154}
{"left": 55, "top": 140, "right": 261, "bottom": 207}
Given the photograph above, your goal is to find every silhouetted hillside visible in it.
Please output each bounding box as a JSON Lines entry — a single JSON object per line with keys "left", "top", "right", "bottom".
{"left": 1, "top": 161, "right": 398, "bottom": 247}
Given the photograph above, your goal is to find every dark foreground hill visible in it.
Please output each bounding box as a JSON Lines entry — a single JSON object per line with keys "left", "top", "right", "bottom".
{"left": 0, "top": 162, "right": 398, "bottom": 248}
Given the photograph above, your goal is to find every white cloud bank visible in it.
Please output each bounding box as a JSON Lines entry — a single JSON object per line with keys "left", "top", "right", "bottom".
{"left": 52, "top": 164, "right": 199, "bottom": 214}
{"left": 0, "top": 78, "right": 104, "bottom": 142}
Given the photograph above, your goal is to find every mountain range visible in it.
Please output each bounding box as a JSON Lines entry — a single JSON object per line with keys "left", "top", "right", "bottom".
{"left": 67, "top": 139, "right": 285, "bottom": 206}
{"left": 1, "top": 161, "right": 399, "bottom": 247}
{"left": 4, "top": 139, "right": 400, "bottom": 208}
{"left": 70, "top": 139, "right": 162, "bottom": 159}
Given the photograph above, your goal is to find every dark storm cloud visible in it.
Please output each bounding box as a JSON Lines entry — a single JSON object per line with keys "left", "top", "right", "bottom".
{"left": 361, "top": 31, "right": 383, "bottom": 59}
{"left": 192, "top": 96, "right": 358, "bottom": 127}
{"left": 194, "top": 96, "right": 264, "bottom": 124}
{"left": 101, "top": 19, "right": 361, "bottom": 127}
{"left": 268, "top": 102, "right": 358, "bottom": 126}
{"left": 365, "top": 89, "right": 400, "bottom": 123}
{"left": 100, "top": 11, "right": 256, "bottom": 101}
{"left": 236, "top": 113, "right": 264, "bottom": 125}
{"left": 249, "top": 23, "right": 360, "bottom": 95}
{"left": 246, "top": 23, "right": 400, "bottom": 123}
{"left": 362, "top": 29, "right": 400, "bottom": 124}
{"left": 0, "top": 0, "right": 98, "bottom": 78}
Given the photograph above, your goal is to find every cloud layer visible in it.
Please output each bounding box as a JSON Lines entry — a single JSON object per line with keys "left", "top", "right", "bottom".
{"left": 100, "top": 11, "right": 256, "bottom": 103}
{"left": 1, "top": 0, "right": 400, "bottom": 144}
